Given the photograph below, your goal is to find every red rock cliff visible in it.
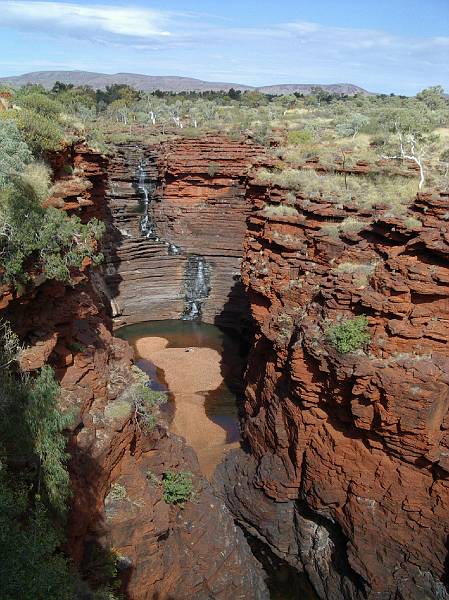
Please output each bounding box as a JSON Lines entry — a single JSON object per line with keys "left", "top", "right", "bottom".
{"left": 217, "top": 179, "right": 449, "bottom": 599}
{"left": 103, "top": 134, "right": 262, "bottom": 330}
{"left": 2, "top": 141, "right": 269, "bottom": 600}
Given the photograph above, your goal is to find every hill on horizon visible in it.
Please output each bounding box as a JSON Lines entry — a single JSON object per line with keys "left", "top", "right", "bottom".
{"left": 0, "top": 70, "right": 371, "bottom": 95}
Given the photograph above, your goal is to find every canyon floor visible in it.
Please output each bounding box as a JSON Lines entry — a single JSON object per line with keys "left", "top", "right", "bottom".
{"left": 135, "top": 335, "right": 240, "bottom": 478}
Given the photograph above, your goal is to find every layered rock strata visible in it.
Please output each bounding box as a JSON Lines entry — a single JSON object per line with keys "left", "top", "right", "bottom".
{"left": 218, "top": 181, "right": 449, "bottom": 599}
{"left": 1, "top": 142, "right": 269, "bottom": 600}
{"left": 103, "top": 135, "right": 262, "bottom": 329}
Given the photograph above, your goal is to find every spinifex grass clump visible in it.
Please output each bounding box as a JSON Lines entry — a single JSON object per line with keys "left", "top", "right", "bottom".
{"left": 162, "top": 470, "right": 194, "bottom": 506}
{"left": 326, "top": 315, "right": 371, "bottom": 353}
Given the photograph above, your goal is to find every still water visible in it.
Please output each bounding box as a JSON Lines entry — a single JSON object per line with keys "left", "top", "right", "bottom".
{"left": 116, "top": 319, "right": 318, "bottom": 600}
{"left": 116, "top": 320, "right": 241, "bottom": 478}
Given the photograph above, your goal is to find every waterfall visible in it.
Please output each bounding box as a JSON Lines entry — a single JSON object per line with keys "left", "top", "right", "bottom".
{"left": 168, "top": 243, "right": 181, "bottom": 255}
{"left": 183, "top": 256, "right": 211, "bottom": 320}
{"left": 136, "top": 161, "right": 158, "bottom": 240}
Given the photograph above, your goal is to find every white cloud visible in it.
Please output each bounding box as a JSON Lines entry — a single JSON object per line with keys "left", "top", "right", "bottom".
{"left": 0, "top": 3, "right": 447, "bottom": 93}
{"left": 0, "top": 1, "right": 171, "bottom": 42}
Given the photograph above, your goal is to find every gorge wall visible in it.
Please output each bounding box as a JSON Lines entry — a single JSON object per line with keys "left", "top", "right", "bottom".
{"left": 217, "top": 177, "right": 449, "bottom": 599}
{"left": 103, "top": 134, "right": 262, "bottom": 330}
{"left": 0, "top": 141, "right": 269, "bottom": 600}
{"left": 4, "top": 133, "right": 449, "bottom": 600}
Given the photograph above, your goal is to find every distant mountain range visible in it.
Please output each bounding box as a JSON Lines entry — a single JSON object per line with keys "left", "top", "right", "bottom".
{"left": 0, "top": 70, "right": 371, "bottom": 95}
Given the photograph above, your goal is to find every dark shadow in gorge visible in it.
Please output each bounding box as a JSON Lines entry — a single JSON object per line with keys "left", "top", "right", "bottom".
{"left": 204, "top": 278, "right": 255, "bottom": 442}
{"left": 98, "top": 143, "right": 140, "bottom": 320}
{"left": 68, "top": 440, "right": 133, "bottom": 599}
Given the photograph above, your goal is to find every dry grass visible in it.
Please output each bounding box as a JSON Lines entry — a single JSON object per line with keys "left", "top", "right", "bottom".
{"left": 333, "top": 261, "right": 378, "bottom": 285}
{"left": 256, "top": 166, "right": 418, "bottom": 214}
{"left": 262, "top": 204, "right": 300, "bottom": 217}
{"left": 321, "top": 217, "right": 365, "bottom": 237}
{"left": 21, "top": 162, "right": 51, "bottom": 202}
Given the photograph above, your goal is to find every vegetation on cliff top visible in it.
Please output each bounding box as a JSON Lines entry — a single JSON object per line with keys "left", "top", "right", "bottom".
{"left": 0, "top": 84, "right": 112, "bottom": 599}
{"left": 0, "top": 110, "right": 105, "bottom": 289}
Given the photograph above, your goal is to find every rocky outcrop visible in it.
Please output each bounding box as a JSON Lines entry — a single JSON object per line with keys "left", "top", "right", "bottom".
{"left": 2, "top": 141, "right": 269, "bottom": 600}
{"left": 218, "top": 180, "right": 449, "bottom": 599}
{"left": 103, "top": 135, "right": 262, "bottom": 330}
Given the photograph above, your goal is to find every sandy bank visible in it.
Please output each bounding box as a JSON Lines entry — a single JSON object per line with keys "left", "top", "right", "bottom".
{"left": 135, "top": 336, "right": 239, "bottom": 478}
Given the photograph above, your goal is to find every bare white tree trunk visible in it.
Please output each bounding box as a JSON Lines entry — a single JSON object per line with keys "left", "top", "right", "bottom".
{"left": 382, "top": 132, "right": 426, "bottom": 190}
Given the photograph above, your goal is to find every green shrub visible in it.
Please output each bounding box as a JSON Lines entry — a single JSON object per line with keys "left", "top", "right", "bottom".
{"left": 107, "top": 483, "right": 128, "bottom": 502}
{"left": 287, "top": 130, "right": 313, "bottom": 145}
{"left": 0, "top": 175, "right": 105, "bottom": 287}
{"left": 207, "top": 162, "right": 219, "bottom": 177}
{"left": 0, "top": 119, "right": 33, "bottom": 186}
{"left": 0, "top": 326, "right": 74, "bottom": 598}
{"left": 162, "top": 471, "right": 194, "bottom": 506}
{"left": 67, "top": 341, "right": 86, "bottom": 353}
{"left": 18, "top": 93, "right": 64, "bottom": 119}
{"left": 17, "top": 110, "right": 65, "bottom": 155}
{"left": 0, "top": 471, "right": 74, "bottom": 600}
{"left": 326, "top": 315, "right": 371, "bottom": 353}
{"left": 80, "top": 543, "right": 123, "bottom": 600}
{"left": 127, "top": 365, "right": 165, "bottom": 433}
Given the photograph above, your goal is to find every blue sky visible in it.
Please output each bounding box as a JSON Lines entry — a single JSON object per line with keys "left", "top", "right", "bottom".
{"left": 0, "top": 0, "right": 447, "bottom": 94}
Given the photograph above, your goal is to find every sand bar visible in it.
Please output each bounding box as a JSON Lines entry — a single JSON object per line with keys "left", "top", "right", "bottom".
{"left": 135, "top": 336, "right": 239, "bottom": 478}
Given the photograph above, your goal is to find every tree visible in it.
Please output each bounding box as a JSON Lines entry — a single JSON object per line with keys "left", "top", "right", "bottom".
{"left": 382, "top": 131, "right": 437, "bottom": 190}
{"left": 228, "top": 88, "right": 241, "bottom": 100}
{"left": 0, "top": 173, "right": 105, "bottom": 286}
{"left": 51, "top": 81, "right": 74, "bottom": 94}
{"left": 416, "top": 86, "right": 447, "bottom": 111}
{"left": 336, "top": 112, "right": 370, "bottom": 139}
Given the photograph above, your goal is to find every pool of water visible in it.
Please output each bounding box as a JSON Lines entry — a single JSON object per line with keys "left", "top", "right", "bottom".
{"left": 117, "top": 320, "right": 318, "bottom": 599}
{"left": 116, "top": 320, "right": 241, "bottom": 477}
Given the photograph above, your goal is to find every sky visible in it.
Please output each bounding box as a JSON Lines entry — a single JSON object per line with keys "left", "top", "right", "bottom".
{"left": 0, "top": 0, "right": 447, "bottom": 95}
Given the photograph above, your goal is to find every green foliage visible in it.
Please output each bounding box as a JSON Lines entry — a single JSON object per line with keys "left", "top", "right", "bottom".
{"left": 67, "top": 341, "right": 86, "bottom": 353}
{"left": 0, "top": 470, "right": 74, "bottom": 600}
{"left": 16, "top": 110, "right": 65, "bottom": 155}
{"left": 25, "top": 366, "right": 72, "bottom": 511}
{"left": 0, "top": 119, "right": 33, "bottom": 186}
{"left": 107, "top": 483, "right": 128, "bottom": 502}
{"left": 207, "top": 162, "right": 219, "bottom": 177}
{"left": 287, "top": 130, "right": 313, "bottom": 145}
{"left": 18, "top": 93, "right": 64, "bottom": 119}
{"left": 326, "top": 315, "right": 371, "bottom": 353}
{"left": 96, "top": 84, "right": 141, "bottom": 107}
{"left": 0, "top": 323, "right": 74, "bottom": 598}
{"left": 0, "top": 363, "right": 71, "bottom": 512}
{"left": 80, "top": 543, "right": 124, "bottom": 600}
{"left": 0, "top": 174, "right": 105, "bottom": 286}
{"left": 162, "top": 470, "right": 194, "bottom": 506}
{"left": 335, "top": 112, "right": 370, "bottom": 138}
{"left": 127, "top": 365, "right": 165, "bottom": 432}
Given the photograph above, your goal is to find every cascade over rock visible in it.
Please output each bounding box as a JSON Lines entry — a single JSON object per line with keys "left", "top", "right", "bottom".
{"left": 103, "top": 134, "right": 262, "bottom": 330}
{"left": 4, "top": 134, "right": 449, "bottom": 599}
{"left": 1, "top": 140, "right": 269, "bottom": 600}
